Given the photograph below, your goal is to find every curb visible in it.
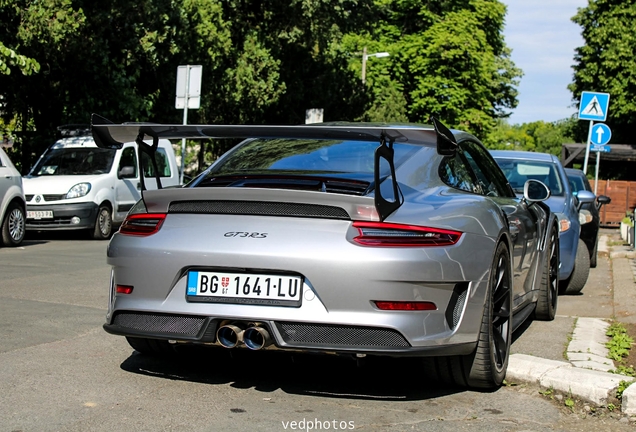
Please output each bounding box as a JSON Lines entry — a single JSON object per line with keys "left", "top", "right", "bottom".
{"left": 507, "top": 262, "right": 636, "bottom": 412}
{"left": 507, "top": 353, "right": 633, "bottom": 406}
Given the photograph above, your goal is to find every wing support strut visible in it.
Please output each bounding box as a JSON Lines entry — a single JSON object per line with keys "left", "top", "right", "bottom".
{"left": 135, "top": 132, "right": 163, "bottom": 191}
{"left": 374, "top": 133, "right": 403, "bottom": 221}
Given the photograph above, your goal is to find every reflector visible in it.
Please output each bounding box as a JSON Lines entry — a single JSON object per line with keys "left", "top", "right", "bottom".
{"left": 374, "top": 301, "right": 437, "bottom": 311}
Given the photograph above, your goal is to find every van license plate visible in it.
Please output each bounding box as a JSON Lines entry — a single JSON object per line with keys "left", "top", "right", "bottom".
{"left": 27, "top": 210, "right": 53, "bottom": 219}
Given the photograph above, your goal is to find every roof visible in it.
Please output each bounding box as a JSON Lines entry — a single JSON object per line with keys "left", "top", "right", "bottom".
{"left": 490, "top": 150, "right": 557, "bottom": 162}
{"left": 561, "top": 143, "right": 636, "bottom": 166}
{"left": 51, "top": 136, "right": 97, "bottom": 149}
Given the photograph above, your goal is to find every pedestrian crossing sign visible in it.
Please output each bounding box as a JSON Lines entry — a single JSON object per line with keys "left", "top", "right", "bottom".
{"left": 578, "top": 91, "right": 610, "bottom": 121}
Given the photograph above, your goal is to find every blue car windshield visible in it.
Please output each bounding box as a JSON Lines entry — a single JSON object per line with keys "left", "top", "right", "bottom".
{"left": 205, "top": 138, "right": 420, "bottom": 177}
{"left": 494, "top": 159, "right": 564, "bottom": 196}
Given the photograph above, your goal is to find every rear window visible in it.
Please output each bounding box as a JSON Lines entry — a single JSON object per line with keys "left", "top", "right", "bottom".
{"left": 142, "top": 148, "right": 172, "bottom": 178}
{"left": 569, "top": 176, "right": 585, "bottom": 193}
{"left": 202, "top": 138, "right": 419, "bottom": 178}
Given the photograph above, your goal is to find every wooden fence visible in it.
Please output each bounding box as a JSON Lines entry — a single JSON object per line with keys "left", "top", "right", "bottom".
{"left": 589, "top": 180, "right": 636, "bottom": 225}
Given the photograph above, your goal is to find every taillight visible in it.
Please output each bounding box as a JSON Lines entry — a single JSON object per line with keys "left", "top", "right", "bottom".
{"left": 352, "top": 221, "right": 462, "bottom": 247}
{"left": 373, "top": 301, "right": 437, "bottom": 311}
{"left": 116, "top": 285, "right": 134, "bottom": 294}
{"left": 119, "top": 213, "right": 166, "bottom": 236}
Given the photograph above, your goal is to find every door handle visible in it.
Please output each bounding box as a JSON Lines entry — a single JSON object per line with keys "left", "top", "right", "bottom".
{"left": 137, "top": 182, "right": 141, "bottom": 190}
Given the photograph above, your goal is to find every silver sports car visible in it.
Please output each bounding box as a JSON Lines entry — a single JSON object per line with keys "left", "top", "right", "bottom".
{"left": 92, "top": 114, "right": 558, "bottom": 389}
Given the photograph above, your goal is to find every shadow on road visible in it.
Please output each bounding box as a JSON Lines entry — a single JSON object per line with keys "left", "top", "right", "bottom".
{"left": 120, "top": 346, "right": 467, "bottom": 401}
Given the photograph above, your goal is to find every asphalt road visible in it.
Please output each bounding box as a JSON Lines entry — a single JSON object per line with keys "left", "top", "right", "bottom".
{"left": 0, "top": 233, "right": 633, "bottom": 432}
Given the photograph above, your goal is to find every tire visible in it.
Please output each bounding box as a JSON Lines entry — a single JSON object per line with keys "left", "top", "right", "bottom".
{"left": 1, "top": 202, "right": 25, "bottom": 247}
{"left": 126, "top": 337, "right": 176, "bottom": 356}
{"left": 560, "top": 239, "right": 590, "bottom": 295}
{"left": 535, "top": 226, "right": 559, "bottom": 321}
{"left": 92, "top": 205, "right": 113, "bottom": 240}
{"left": 590, "top": 237, "right": 598, "bottom": 268}
{"left": 422, "top": 242, "right": 512, "bottom": 389}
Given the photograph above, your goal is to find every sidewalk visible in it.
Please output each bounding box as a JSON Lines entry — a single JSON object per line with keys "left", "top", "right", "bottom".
{"left": 507, "top": 229, "right": 636, "bottom": 413}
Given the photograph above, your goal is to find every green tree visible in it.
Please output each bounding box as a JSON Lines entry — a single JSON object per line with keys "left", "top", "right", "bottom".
{"left": 344, "top": 0, "right": 522, "bottom": 135}
{"left": 484, "top": 118, "right": 577, "bottom": 155}
{"left": 569, "top": 0, "right": 636, "bottom": 144}
{"left": 0, "top": 42, "right": 39, "bottom": 76}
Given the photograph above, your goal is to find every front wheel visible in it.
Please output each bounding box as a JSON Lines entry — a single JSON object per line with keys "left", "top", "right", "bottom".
{"left": 92, "top": 205, "right": 113, "bottom": 240}
{"left": 1, "top": 202, "right": 25, "bottom": 247}
{"left": 590, "top": 237, "right": 598, "bottom": 268}
{"left": 422, "top": 242, "right": 512, "bottom": 389}
{"left": 535, "top": 226, "right": 559, "bottom": 320}
{"left": 560, "top": 239, "right": 590, "bottom": 295}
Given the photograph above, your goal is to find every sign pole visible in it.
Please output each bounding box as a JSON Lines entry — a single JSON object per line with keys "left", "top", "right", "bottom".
{"left": 583, "top": 120, "right": 594, "bottom": 174}
{"left": 175, "top": 64, "right": 202, "bottom": 184}
{"left": 594, "top": 150, "right": 600, "bottom": 195}
{"left": 180, "top": 65, "right": 191, "bottom": 185}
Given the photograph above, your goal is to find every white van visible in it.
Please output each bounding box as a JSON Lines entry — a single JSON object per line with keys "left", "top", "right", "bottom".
{"left": 23, "top": 131, "right": 179, "bottom": 239}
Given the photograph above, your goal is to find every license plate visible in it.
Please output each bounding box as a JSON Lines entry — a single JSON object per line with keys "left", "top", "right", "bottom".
{"left": 186, "top": 271, "right": 302, "bottom": 306}
{"left": 27, "top": 210, "right": 53, "bottom": 219}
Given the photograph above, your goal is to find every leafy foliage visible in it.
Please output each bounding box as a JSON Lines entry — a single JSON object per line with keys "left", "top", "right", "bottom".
{"left": 1, "top": 0, "right": 521, "bottom": 173}
{"left": 569, "top": 0, "right": 636, "bottom": 144}
{"left": 347, "top": 0, "right": 522, "bottom": 136}
{"left": 606, "top": 321, "right": 634, "bottom": 361}
{"left": 483, "top": 118, "right": 576, "bottom": 155}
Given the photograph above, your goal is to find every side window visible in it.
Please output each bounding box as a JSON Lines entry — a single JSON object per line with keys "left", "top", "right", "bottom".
{"left": 141, "top": 148, "right": 171, "bottom": 178}
{"left": 439, "top": 152, "right": 479, "bottom": 193}
{"left": 461, "top": 141, "right": 513, "bottom": 197}
{"left": 118, "top": 147, "right": 138, "bottom": 177}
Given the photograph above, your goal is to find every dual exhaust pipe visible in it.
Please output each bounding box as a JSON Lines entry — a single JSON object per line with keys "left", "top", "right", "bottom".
{"left": 216, "top": 323, "right": 272, "bottom": 350}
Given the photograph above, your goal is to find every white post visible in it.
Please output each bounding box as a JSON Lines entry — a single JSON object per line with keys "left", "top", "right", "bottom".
{"left": 361, "top": 47, "right": 367, "bottom": 85}
{"left": 180, "top": 65, "right": 190, "bottom": 185}
{"left": 583, "top": 120, "right": 594, "bottom": 174}
{"left": 594, "top": 150, "right": 600, "bottom": 195}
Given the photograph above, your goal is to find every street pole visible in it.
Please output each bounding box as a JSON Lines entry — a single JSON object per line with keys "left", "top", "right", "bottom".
{"left": 180, "top": 66, "right": 190, "bottom": 185}
{"left": 583, "top": 120, "right": 594, "bottom": 174}
{"left": 594, "top": 150, "right": 600, "bottom": 195}
{"left": 361, "top": 47, "right": 367, "bottom": 85}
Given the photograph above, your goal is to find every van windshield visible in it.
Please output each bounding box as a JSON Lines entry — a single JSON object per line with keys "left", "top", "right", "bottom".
{"left": 30, "top": 147, "right": 116, "bottom": 176}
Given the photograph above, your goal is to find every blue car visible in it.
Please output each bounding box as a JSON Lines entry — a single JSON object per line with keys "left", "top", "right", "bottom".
{"left": 491, "top": 151, "right": 595, "bottom": 294}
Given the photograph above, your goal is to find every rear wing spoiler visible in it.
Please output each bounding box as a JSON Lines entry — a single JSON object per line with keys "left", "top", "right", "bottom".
{"left": 90, "top": 114, "right": 458, "bottom": 221}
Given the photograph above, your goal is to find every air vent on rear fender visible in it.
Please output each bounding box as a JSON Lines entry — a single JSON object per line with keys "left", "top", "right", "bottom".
{"left": 168, "top": 200, "right": 350, "bottom": 220}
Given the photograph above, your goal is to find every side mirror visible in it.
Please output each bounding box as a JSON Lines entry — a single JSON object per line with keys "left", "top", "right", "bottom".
{"left": 118, "top": 165, "right": 136, "bottom": 179}
{"left": 524, "top": 179, "right": 550, "bottom": 202}
{"left": 576, "top": 190, "right": 595, "bottom": 210}
{"left": 597, "top": 195, "right": 611, "bottom": 206}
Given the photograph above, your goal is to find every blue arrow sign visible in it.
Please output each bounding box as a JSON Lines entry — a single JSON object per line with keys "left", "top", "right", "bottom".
{"left": 579, "top": 91, "right": 610, "bottom": 121}
{"left": 591, "top": 123, "right": 611, "bottom": 145}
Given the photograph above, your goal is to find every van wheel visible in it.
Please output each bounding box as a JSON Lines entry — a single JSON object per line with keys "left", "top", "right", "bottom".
{"left": 92, "top": 206, "right": 112, "bottom": 240}
{"left": 1, "top": 202, "right": 25, "bottom": 246}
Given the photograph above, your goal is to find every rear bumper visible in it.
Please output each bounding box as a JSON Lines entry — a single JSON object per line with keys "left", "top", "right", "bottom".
{"left": 103, "top": 311, "right": 477, "bottom": 357}
{"left": 26, "top": 202, "right": 98, "bottom": 230}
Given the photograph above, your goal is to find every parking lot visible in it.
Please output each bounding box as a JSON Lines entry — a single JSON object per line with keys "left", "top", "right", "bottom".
{"left": 0, "top": 234, "right": 634, "bottom": 432}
